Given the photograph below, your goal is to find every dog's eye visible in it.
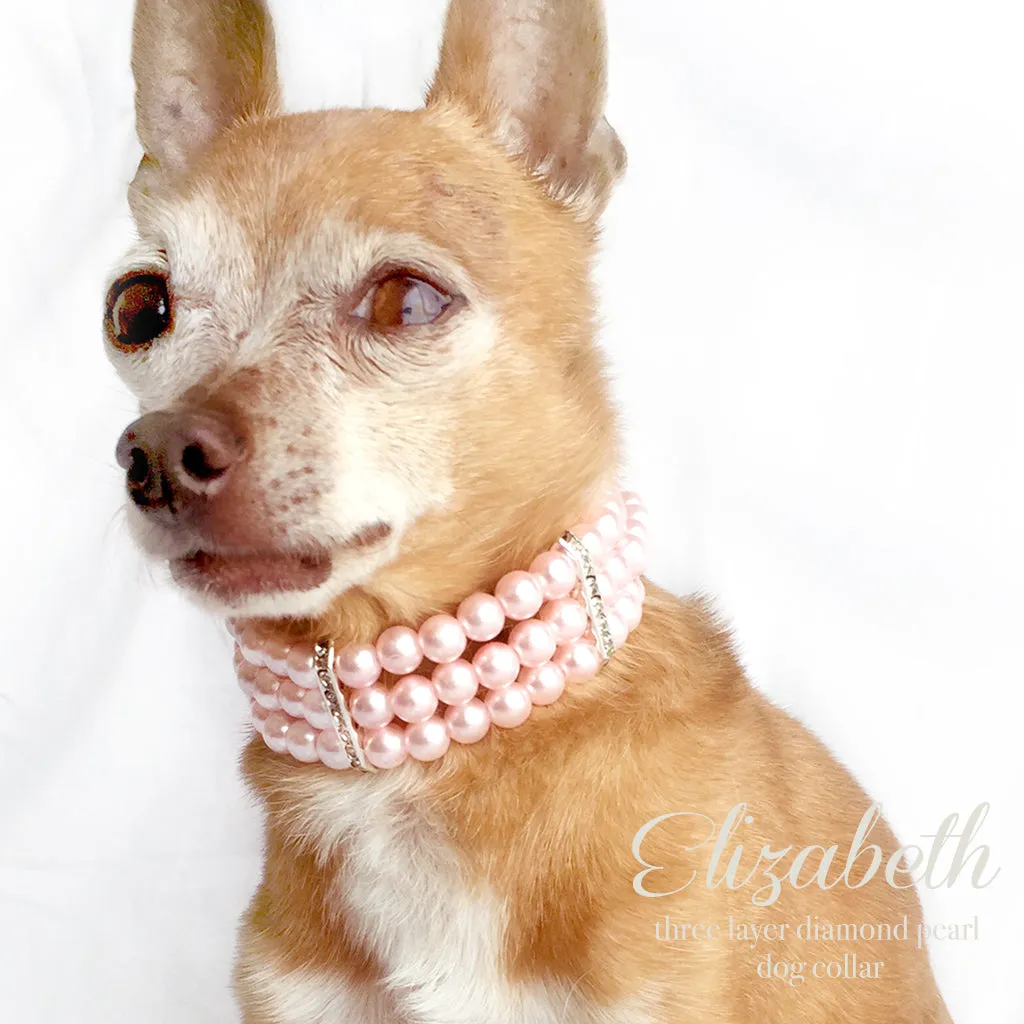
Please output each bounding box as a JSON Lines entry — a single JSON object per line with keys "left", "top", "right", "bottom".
{"left": 106, "top": 273, "right": 171, "bottom": 351}
{"left": 353, "top": 274, "right": 452, "bottom": 328}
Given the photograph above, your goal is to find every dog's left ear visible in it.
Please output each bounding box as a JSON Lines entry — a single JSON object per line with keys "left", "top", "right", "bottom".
{"left": 427, "top": 0, "right": 626, "bottom": 222}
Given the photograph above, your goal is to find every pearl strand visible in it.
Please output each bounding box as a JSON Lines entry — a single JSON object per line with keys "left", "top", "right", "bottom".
{"left": 231, "top": 490, "right": 649, "bottom": 771}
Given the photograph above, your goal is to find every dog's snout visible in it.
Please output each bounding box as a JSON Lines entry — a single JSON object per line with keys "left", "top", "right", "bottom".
{"left": 170, "top": 413, "right": 246, "bottom": 493}
{"left": 116, "top": 409, "right": 246, "bottom": 516}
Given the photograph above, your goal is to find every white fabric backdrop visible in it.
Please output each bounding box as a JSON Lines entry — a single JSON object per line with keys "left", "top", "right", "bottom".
{"left": 1, "top": 1, "right": 1021, "bottom": 1021}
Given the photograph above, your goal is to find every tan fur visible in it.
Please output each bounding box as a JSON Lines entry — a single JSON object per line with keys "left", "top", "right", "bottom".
{"left": 111, "top": 1, "right": 952, "bottom": 1021}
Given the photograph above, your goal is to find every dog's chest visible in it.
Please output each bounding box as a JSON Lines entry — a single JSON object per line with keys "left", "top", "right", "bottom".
{"left": 273, "top": 772, "right": 652, "bottom": 1024}
{"left": 324, "top": 777, "right": 511, "bottom": 1022}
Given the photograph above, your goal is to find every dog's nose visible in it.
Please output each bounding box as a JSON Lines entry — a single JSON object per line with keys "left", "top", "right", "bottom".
{"left": 116, "top": 409, "right": 246, "bottom": 516}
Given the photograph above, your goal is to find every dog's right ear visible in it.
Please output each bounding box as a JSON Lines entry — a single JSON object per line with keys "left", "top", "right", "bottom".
{"left": 131, "top": 0, "right": 278, "bottom": 192}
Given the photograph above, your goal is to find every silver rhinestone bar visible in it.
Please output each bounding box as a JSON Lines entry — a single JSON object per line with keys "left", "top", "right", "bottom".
{"left": 313, "top": 641, "right": 374, "bottom": 772}
{"left": 558, "top": 531, "right": 616, "bottom": 661}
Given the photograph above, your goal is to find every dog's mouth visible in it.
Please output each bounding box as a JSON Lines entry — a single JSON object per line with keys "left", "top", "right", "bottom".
{"left": 171, "top": 549, "right": 334, "bottom": 601}
{"left": 169, "top": 523, "right": 393, "bottom": 603}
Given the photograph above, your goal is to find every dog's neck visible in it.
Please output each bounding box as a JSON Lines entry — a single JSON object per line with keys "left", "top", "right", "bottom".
{"left": 230, "top": 487, "right": 649, "bottom": 772}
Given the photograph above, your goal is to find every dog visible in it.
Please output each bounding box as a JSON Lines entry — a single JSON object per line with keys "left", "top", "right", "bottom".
{"left": 105, "top": 0, "right": 953, "bottom": 1020}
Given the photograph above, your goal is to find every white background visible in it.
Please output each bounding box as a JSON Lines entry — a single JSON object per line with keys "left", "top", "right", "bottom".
{"left": 1, "top": 1, "right": 1022, "bottom": 1021}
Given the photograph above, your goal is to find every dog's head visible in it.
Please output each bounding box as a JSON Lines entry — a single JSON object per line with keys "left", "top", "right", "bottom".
{"left": 107, "top": 0, "right": 625, "bottom": 620}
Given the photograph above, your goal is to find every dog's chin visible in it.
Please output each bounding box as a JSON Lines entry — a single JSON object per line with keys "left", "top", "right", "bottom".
{"left": 167, "top": 523, "right": 397, "bottom": 620}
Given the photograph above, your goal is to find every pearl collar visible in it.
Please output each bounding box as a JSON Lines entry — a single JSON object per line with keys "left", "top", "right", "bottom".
{"left": 229, "top": 490, "right": 648, "bottom": 771}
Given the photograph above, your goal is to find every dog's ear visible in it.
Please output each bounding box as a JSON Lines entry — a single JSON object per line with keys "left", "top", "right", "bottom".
{"left": 131, "top": 0, "right": 279, "bottom": 184}
{"left": 427, "top": 0, "right": 626, "bottom": 222}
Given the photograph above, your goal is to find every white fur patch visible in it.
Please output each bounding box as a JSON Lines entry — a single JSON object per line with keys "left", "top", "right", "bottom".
{"left": 240, "top": 770, "right": 658, "bottom": 1024}
{"left": 107, "top": 182, "right": 504, "bottom": 620}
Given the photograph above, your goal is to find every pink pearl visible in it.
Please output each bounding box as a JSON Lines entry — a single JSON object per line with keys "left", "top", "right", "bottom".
{"left": 485, "top": 684, "right": 533, "bottom": 728}
{"left": 391, "top": 675, "right": 439, "bottom": 723}
{"left": 495, "top": 570, "right": 544, "bottom": 620}
{"left": 250, "top": 701, "right": 271, "bottom": 731}
{"left": 445, "top": 699, "right": 491, "bottom": 744}
{"left": 604, "top": 554, "right": 630, "bottom": 593}
{"left": 529, "top": 551, "right": 577, "bottom": 600}
{"left": 287, "top": 642, "right": 317, "bottom": 687}
{"left": 628, "top": 507, "right": 650, "bottom": 530}
{"left": 539, "top": 597, "right": 588, "bottom": 643}
{"left": 620, "top": 537, "right": 646, "bottom": 576}
{"left": 594, "top": 511, "right": 622, "bottom": 550}
{"left": 286, "top": 719, "right": 319, "bottom": 763}
{"left": 418, "top": 614, "right": 467, "bottom": 664}
{"left": 261, "top": 710, "right": 291, "bottom": 753}
{"left": 623, "top": 578, "right": 645, "bottom": 605}
{"left": 252, "top": 668, "right": 282, "bottom": 710}
{"left": 456, "top": 592, "right": 506, "bottom": 642}
{"left": 239, "top": 627, "right": 266, "bottom": 666}
{"left": 262, "top": 638, "right": 291, "bottom": 677}
{"left": 622, "top": 491, "right": 642, "bottom": 509}
{"left": 302, "top": 687, "right": 334, "bottom": 730}
{"left": 520, "top": 662, "right": 566, "bottom": 706}
{"left": 362, "top": 725, "right": 408, "bottom": 769}
{"left": 570, "top": 524, "right": 605, "bottom": 562}
{"left": 406, "top": 717, "right": 451, "bottom": 762}
{"left": 279, "top": 679, "right": 308, "bottom": 719}
{"left": 614, "top": 593, "right": 642, "bottom": 632}
{"left": 626, "top": 522, "right": 648, "bottom": 545}
{"left": 376, "top": 627, "right": 423, "bottom": 676}
{"left": 554, "top": 641, "right": 601, "bottom": 684}
{"left": 596, "top": 573, "right": 614, "bottom": 600}
{"left": 602, "top": 497, "right": 628, "bottom": 531}
{"left": 606, "top": 612, "right": 628, "bottom": 649}
{"left": 508, "top": 619, "right": 557, "bottom": 667}
{"left": 316, "top": 729, "right": 353, "bottom": 770}
{"left": 237, "top": 664, "right": 254, "bottom": 693}
{"left": 350, "top": 685, "right": 393, "bottom": 729}
{"left": 237, "top": 658, "right": 258, "bottom": 685}
{"left": 473, "top": 642, "right": 521, "bottom": 689}
{"left": 431, "top": 659, "right": 479, "bottom": 705}
{"left": 334, "top": 643, "right": 381, "bottom": 689}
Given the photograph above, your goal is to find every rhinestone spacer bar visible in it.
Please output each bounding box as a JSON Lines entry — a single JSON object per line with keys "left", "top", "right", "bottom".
{"left": 314, "top": 641, "right": 374, "bottom": 772}
{"left": 558, "top": 530, "right": 616, "bottom": 661}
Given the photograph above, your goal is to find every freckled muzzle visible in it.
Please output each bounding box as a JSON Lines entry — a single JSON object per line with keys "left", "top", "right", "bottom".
{"left": 114, "top": 406, "right": 344, "bottom": 605}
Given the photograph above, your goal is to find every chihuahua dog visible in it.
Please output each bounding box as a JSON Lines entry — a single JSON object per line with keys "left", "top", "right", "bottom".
{"left": 106, "top": 0, "right": 952, "bottom": 1021}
